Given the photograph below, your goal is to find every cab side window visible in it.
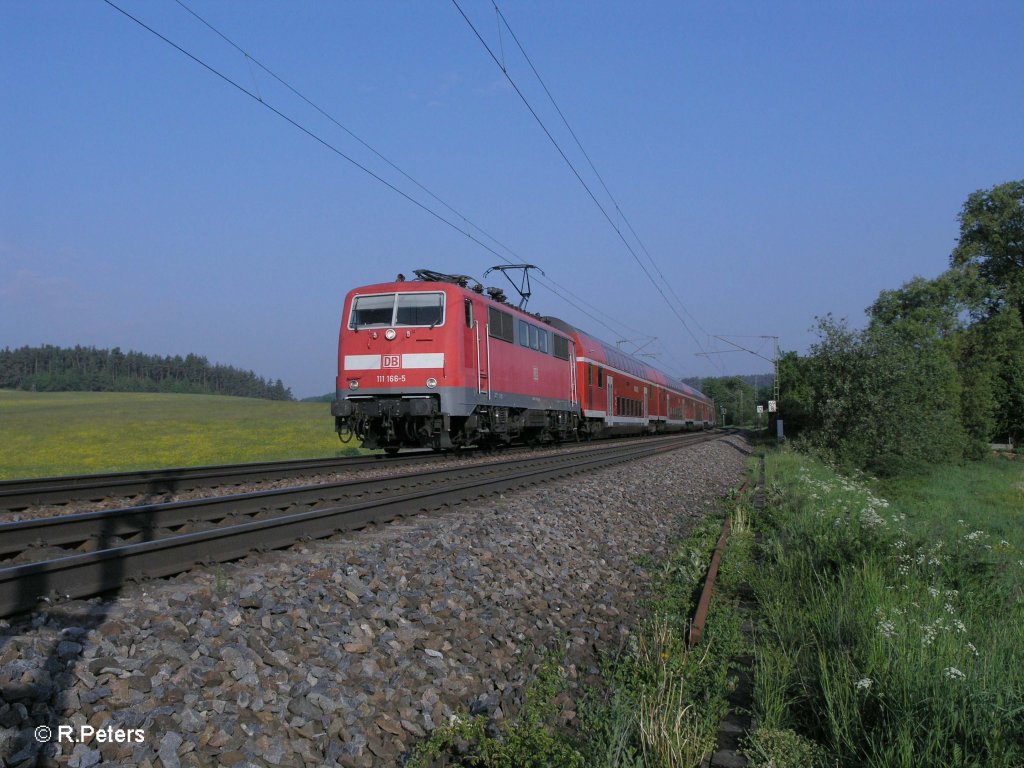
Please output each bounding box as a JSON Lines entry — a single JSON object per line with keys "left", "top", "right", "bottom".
{"left": 488, "top": 307, "right": 514, "bottom": 342}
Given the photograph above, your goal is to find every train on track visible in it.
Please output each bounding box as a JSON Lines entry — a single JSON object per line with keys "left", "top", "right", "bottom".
{"left": 331, "top": 269, "right": 715, "bottom": 452}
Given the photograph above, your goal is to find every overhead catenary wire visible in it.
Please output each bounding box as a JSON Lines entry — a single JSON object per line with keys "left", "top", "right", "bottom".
{"left": 107, "top": 0, "right": 710, "bottom": 379}
{"left": 102, "top": 2, "right": 505, "bottom": 261}
{"left": 453, "top": 0, "right": 723, "bottom": 374}
{"left": 106, "top": 0, "right": 654, "bottom": 346}
{"left": 490, "top": 1, "right": 711, "bottom": 341}
{"left": 164, "top": 0, "right": 664, "bottom": 347}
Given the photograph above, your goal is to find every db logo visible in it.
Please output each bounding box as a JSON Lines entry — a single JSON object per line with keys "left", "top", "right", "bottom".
{"left": 382, "top": 355, "right": 401, "bottom": 368}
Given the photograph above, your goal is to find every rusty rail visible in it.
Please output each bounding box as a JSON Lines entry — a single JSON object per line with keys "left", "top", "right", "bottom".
{"left": 688, "top": 477, "right": 751, "bottom": 648}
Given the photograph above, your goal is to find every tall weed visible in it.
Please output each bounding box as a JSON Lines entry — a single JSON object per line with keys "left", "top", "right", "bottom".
{"left": 751, "top": 451, "right": 1024, "bottom": 767}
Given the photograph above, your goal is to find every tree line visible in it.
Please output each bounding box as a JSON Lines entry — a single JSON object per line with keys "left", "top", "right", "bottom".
{"left": 774, "top": 180, "right": 1024, "bottom": 476}
{"left": 0, "top": 345, "right": 294, "bottom": 401}
{"left": 691, "top": 375, "right": 774, "bottom": 428}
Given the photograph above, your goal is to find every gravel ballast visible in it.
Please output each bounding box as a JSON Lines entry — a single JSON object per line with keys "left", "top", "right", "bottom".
{"left": 0, "top": 435, "right": 749, "bottom": 767}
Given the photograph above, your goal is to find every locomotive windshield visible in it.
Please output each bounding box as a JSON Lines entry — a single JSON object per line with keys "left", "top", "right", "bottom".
{"left": 350, "top": 292, "right": 444, "bottom": 328}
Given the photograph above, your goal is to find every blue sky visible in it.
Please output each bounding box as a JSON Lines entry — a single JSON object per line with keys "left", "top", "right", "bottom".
{"left": 2, "top": 1, "right": 1022, "bottom": 397}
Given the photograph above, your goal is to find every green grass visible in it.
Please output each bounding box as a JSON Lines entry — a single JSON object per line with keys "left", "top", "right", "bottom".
{"left": 745, "top": 450, "right": 1024, "bottom": 768}
{"left": 879, "top": 459, "right": 1024, "bottom": 546}
{"left": 0, "top": 389, "right": 356, "bottom": 479}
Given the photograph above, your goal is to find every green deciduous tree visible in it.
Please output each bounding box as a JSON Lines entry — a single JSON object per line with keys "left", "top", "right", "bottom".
{"left": 776, "top": 350, "right": 816, "bottom": 436}
{"left": 700, "top": 376, "right": 757, "bottom": 427}
{"left": 948, "top": 180, "right": 1024, "bottom": 444}
{"left": 965, "top": 309, "right": 1024, "bottom": 444}
{"left": 951, "top": 180, "right": 1024, "bottom": 320}
{"left": 807, "top": 315, "right": 966, "bottom": 476}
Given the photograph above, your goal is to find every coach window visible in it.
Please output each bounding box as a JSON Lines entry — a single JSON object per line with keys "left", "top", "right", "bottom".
{"left": 529, "top": 325, "right": 539, "bottom": 350}
{"left": 464, "top": 299, "right": 473, "bottom": 328}
{"left": 538, "top": 329, "right": 549, "bottom": 354}
{"left": 587, "top": 364, "right": 592, "bottom": 386}
{"left": 518, "top": 319, "right": 530, "bottom": 348}
{"left": 597, "top": 367, "right": 604, "bottom": 388}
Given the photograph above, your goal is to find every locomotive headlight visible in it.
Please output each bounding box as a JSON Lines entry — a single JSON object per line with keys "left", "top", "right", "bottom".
{"left": 348, "top": 380, "right": 360, "bottom": 390}
{"left": 384, "top": 328, "right": 397, "bottom": 340}
{"left": 425, "top": 377, "right": 437, "bottom": 389}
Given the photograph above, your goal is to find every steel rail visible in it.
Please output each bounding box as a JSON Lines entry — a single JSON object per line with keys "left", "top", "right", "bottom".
{"left": 0, "top": 431, "right": 716, "bottom": 510}
{"left": 0, "top": 432, "right": 721, "bottom": 618}
{"left": 0, "top": 451, "right": 459, "bottom": 510}
{"left": 0, "top": 434, "right": 692, "bottom": 560}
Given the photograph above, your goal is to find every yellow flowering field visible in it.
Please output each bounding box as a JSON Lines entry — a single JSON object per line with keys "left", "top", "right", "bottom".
{"left": 0, "top": 390, "right": 351, "bottom": 479}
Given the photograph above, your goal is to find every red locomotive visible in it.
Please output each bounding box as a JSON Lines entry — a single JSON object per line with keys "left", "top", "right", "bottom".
{"left": 331, "top": 270, "right": 715, "bottom": 452}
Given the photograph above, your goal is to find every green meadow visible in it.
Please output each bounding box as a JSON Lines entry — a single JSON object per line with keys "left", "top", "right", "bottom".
{"left": 0, "top": 390, "right": 353, "bottom": 480}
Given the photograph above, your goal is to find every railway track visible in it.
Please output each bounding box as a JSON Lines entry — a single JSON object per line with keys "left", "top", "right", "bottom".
{"left": 0, "top": 451, "right": 458, "bottom": 511}
{"left": 0, "top": 432, "right": 724, "bottom": 618}
{"left": 0, "top": 432, "right": 704, "bottom": 511}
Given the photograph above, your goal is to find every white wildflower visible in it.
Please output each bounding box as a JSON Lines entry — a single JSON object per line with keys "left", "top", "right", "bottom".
{"left": 944, "top": 667, "right": 966, "bottom": 681}
{"left": 855, "top": 678, "right": 873, "bottom": 691}
{"left": 921, "top": 623, "right": 938, "bottom": 646}
{"left": 878, "top": 620, "right": 897, "bottom": 639}
{"left": 860, "top": 508, "right": 886, "bottom": 529}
